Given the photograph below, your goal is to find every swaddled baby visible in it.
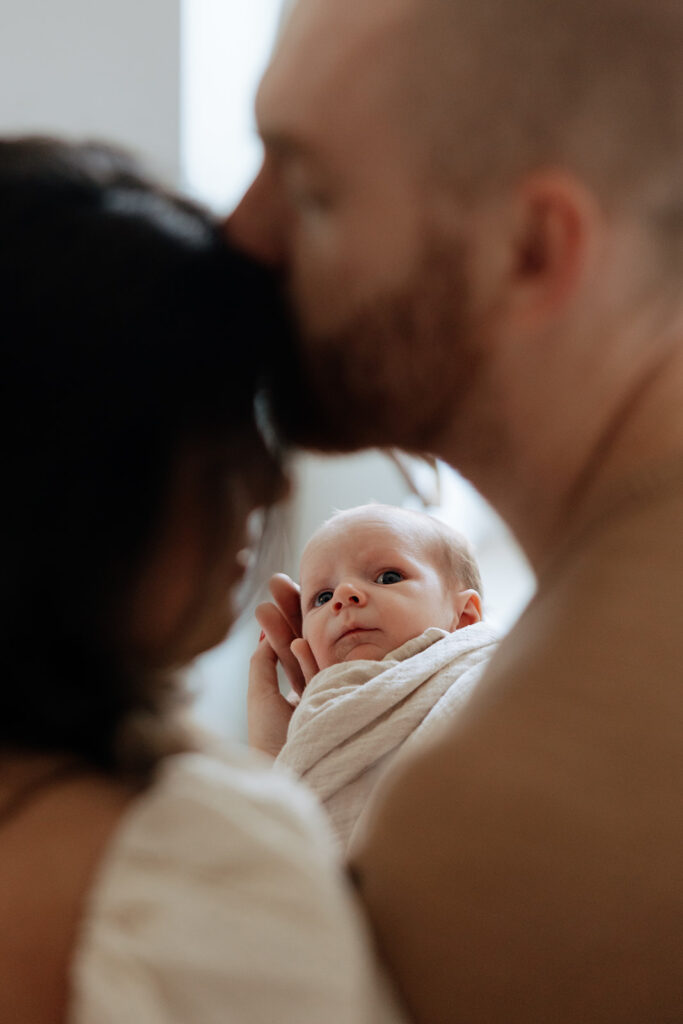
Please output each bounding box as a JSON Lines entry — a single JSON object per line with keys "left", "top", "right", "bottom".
{"left": 250, "top": 504, "right": 498, "bottom": 849}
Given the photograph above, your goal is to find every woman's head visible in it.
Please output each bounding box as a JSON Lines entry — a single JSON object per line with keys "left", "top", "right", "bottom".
{"left": 0, "top": 137, "right": 290, "bottom": 776}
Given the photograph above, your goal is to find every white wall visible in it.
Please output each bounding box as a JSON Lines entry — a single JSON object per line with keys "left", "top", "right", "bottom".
{"left": 181, "top": 0, "right": 282, "bottom": 211}
{"left": 0, "top": 0, "right": 181, "bottom": 180}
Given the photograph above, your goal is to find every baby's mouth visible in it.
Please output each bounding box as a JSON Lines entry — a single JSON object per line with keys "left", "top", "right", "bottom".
{"left": 336, "top": 625, "right": 376, "bottom": 643}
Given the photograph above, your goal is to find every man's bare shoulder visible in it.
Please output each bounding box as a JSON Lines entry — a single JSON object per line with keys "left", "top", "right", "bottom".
{"left": 351, "top": 492, "right": 683, "bottom": 1023}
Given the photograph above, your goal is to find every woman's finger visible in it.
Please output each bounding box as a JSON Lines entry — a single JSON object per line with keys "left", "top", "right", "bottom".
{"left": 247, "top": 637, "right": 294, "bottom": 756}
{"left": 269, "top": 573, "right": 303, "bottom": 637}
{"left": 247, "top": 632, "right": 279, "bottom": 698}
{"left": 255, "top": 601, "right": 305, "bottom": 693}
{"left": 291, "top": 638, "right": 319, "bottom": 690}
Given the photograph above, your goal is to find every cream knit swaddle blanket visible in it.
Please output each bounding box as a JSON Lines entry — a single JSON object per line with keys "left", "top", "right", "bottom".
{"left": 276, "top": 623, "right": 498, "bottom": 850}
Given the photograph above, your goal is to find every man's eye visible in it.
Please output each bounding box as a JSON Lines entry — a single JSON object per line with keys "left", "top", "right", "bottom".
{"left": 287, "top": 181, "right": 332, "bottom": 215}
{"left": 314, "top": 590, "right": 334, "bottom": 607}
{"left": 376, "top": 570, "right": 404, "bottom": 585}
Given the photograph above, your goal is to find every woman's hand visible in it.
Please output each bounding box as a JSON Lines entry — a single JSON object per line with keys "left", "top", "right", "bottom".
{"left": 256, "top": 574, "right": 306, "bottom": 695}
{"left": 248, "top": 634, "right": 298, "bottom": 758}
{"left": 247, "top": 574, "right": 320, "bottom": 757}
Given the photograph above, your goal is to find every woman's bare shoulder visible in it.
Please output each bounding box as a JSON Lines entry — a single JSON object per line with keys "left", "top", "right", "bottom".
{"left": 0, "top": 760, "right": 135, "bottom": 1024}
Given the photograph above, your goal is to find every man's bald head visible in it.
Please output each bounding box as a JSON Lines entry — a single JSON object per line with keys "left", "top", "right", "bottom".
{"left": 400, "top": 1, "right": 683, "bottom": 255}
{"left": 272, "top": 0, "right": 683, "bottom": 262}
{"left": 233, "top": 0, "right": 683, "bottom": 539}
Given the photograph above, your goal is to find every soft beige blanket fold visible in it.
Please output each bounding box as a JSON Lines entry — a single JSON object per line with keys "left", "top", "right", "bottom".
{"left": 276, "top": 623, "right": 498, "bottom": 850}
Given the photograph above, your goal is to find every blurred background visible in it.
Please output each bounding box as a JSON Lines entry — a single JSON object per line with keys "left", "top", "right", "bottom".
{"left": 0, "top": 0, "right": 534, "bottom": 739}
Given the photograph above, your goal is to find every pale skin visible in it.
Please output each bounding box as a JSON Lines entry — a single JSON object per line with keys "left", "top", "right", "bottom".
{"left": 248, "top": 506, "right": 482, "bottom": 757}
{"left": 230, "top": 0, "right": 683, "bottom": 1020}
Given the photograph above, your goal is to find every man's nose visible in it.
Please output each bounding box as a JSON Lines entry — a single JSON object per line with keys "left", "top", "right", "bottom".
{"left": 332, "top": 582, "right": 368, "bottom": 612}
{"left": 225, "top": 167, "right": 287, "bottom": 268}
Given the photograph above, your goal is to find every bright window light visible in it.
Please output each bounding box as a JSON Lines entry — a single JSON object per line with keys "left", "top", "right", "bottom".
{"left": 180, "top": 0, "right": 283, "bottom": 212}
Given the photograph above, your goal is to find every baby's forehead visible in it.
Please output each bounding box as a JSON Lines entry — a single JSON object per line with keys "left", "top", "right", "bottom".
{"left": 300, "top": 509, "right": 438, "bottom": 572}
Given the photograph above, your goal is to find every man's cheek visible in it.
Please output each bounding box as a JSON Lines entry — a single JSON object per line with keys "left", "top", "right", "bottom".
{"left": 291, "top": 254, "right": 358, "bottom": 335}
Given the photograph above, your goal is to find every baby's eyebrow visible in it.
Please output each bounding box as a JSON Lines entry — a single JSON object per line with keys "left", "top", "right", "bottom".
{"left": 299, "top": 583, "right": 318, "bottom": 608}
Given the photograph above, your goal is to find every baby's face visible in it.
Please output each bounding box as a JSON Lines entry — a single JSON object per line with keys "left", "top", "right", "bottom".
{"left": 299, "top": 509, "right": 461, "bottom": 670}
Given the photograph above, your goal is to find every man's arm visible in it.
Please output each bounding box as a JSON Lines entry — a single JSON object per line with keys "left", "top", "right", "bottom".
{"left": 350, "top": 631, "right": 682, "bottom": 1024}
{"left": 350, "top": 715, "right": 546, "bottom": 1024}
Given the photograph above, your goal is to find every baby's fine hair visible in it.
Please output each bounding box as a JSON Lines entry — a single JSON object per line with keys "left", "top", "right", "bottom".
{"left": 327, "top": 504, "right": 483, "bottom": 598}
{"left": 427, "top": 516, "right": 483, "bottom": 598}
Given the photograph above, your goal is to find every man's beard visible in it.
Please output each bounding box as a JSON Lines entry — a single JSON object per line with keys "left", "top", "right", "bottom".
{"left": 266, "top": 237, "right": 488, "bottom": 459}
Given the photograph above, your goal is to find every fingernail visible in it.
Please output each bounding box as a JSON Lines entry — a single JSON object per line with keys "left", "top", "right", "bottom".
{"left": 259, "top": 631, "right": 265, "bottom": 642}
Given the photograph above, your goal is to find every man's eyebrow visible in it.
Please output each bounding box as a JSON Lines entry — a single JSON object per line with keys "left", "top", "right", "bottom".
{"left": 259, "top": 129, "right": 317, "bottom": 162}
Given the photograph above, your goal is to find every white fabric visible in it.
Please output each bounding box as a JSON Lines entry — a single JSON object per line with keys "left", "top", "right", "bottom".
{"left": 276, "top": 623, "right": 498, "bottom": 850}
{"left": 69, "top": 748, "right": 404, "bottom": 1024}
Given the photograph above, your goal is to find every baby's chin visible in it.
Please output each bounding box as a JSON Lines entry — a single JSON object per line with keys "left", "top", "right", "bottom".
{"left": 323, "top": 630, "right": 390, "bottom": 666}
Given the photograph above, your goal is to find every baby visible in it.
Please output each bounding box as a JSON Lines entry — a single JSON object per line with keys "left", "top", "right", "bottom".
{"left": 249, "top": 504, "right": 498, "bottom": 850}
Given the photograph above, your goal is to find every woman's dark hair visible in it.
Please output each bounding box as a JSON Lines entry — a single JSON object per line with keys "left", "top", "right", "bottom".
{"left": 0, "top": 137, "right": 289, "bottom": 778}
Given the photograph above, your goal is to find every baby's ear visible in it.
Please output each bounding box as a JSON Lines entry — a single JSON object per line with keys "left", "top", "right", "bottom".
{"left": 452, "top": 589, "right": 483, "bottom": 630}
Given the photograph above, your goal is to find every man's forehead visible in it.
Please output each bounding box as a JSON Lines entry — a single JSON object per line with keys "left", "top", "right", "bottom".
{"left": 276, "top": 0, "right": 416, "bottom": 51}
{"left": 256, "top": 0, "right": 417, "bottom": 134}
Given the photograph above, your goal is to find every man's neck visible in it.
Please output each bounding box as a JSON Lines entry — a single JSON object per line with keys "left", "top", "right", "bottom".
{"left": 441, "top": 319, "right": 683, "bottom": 574}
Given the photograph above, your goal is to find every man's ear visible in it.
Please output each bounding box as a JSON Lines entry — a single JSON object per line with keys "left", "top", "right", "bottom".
{"left": 451, "top": 589, "right": 483, "bottom": 630}
{"left": 504, "top": 169, "right": 599, "bottom": 328}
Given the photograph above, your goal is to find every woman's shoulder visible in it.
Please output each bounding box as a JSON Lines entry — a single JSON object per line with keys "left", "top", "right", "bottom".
{"left": 70, "top": 746, "right": 404, "bottom": 1024}
{"left": 107, "top": 745, "right": 336, "bottom": 867}
{"left": 74, "top": 746, "right": 341, "bottom": 935}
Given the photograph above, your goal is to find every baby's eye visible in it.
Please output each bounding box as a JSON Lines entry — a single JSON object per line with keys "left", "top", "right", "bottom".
{"left": 375, "top": 570, "right": 404, "bottom": 585}
{"left": 313, "top": 590, "right": 334, "bottom": 607}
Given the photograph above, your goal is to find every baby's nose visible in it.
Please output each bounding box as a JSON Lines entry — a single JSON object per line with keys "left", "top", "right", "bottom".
{"left": 333, "top": 582, "right": 367, "bottom": 611}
